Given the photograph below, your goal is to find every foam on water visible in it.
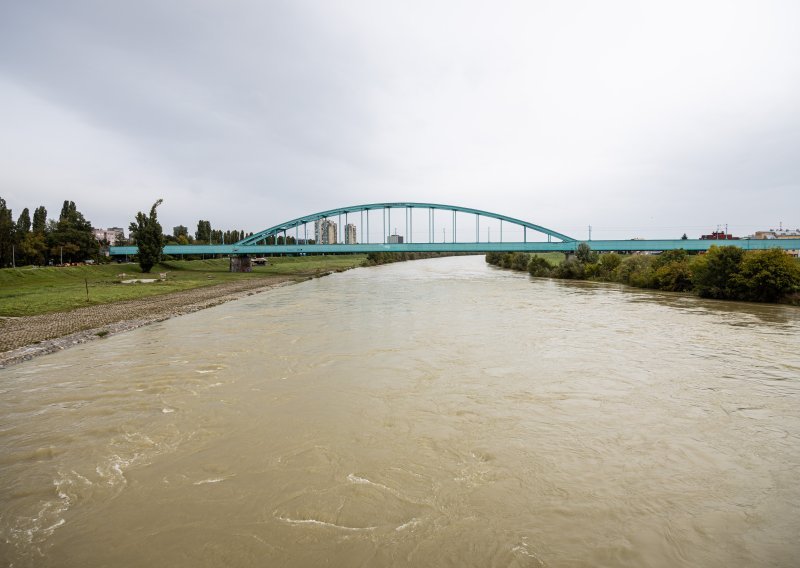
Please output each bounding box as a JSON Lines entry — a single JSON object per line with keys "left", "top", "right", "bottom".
{"left": 275, "top": 515, "right": 377, "bottom": 531}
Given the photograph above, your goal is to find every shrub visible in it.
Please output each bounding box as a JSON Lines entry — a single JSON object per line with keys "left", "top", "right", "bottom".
{"left": 737, "top": 248, "right": 800, "bottom": 302}
{"left": 652, "top": 249, "right": 688, "bottom": 270}
{"left": 597, "top": 253, "right": 622, "bottom": 279}
{"left": 653, "top": 261, "right": 693, "bottom": 291}
{"left": 576, "top": 242, "right": 599, "bottom": 264}
{"left": 583, "top": 262, "right": 601, "bottom": 279}
{"left": 511, "top": 252, "right": 530, "bottom": 271}
{"left": 650, "top": 249, "right": 692, "bottom": 291}
{"left": 554, "top": 257, "right": 585, "bottom": 279}
{"left": 692, "top": 246, "right": 745, "bottom": 300}
{"left": 485, "top": 252, "right": 504, "bottom": 266}
{"left": 614, "top": 255, "right": 655, "bottom": 288}
{"left": 528, "top": 256, "right": 551, "bottom": 277}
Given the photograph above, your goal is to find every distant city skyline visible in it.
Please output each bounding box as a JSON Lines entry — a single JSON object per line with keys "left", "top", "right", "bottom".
{"left": 1, "top": 1, "right": 798, "bottom": 239}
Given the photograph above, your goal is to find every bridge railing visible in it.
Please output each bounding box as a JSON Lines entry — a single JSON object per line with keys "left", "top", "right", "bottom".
{"left": 109, "top": 238, "right": 800, "bottom": 257}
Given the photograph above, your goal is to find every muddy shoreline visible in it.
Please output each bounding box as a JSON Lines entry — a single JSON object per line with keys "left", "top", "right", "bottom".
{"left": 0, "top": 276, "right": 303, "bottom": 369}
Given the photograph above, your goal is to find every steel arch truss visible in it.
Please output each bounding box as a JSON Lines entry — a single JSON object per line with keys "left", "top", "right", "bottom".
{"left": 236, "top": 202, "right": 575, "bottom": 245}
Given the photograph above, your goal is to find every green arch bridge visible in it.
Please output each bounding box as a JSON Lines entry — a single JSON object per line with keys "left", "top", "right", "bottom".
{"left": 110, "top": 202, "right": 800, "bottom": 256}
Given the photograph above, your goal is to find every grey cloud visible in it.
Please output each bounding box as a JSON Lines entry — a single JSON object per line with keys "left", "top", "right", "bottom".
{"left": 1, "top": 1, "right": 798, "bottom": 237}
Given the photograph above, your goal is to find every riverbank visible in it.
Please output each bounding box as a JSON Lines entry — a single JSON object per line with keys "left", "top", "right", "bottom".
{"left": 486, "top": 247, "right": 800, "bottom": 305}
{"left": 0, "top": 277, "right": 300, "bottom": 368}
{"left": 0, "top": 255, "right": 368, "bottom": 368}
{"left": 0, "top": 255, "right": 368, "bottom": 317}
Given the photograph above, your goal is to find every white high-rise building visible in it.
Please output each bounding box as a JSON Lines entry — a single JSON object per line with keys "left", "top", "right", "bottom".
{"left": 314, "top": 218, "right": 337, "bottom": 244}
{"left": 93, "top": 227, "right": 125, "bottom": 245}
{"left": 344, "top": 223, "right": 357, "bottom": 244}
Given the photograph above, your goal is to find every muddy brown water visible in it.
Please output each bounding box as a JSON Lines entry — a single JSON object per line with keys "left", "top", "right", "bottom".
{"left": 1, "top": 256, "right": 799, "bottom": 567}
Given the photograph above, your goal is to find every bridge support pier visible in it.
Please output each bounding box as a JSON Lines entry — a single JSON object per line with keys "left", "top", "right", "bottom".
{"left": 229, "top": 255, "right": 252, "bottom": 273}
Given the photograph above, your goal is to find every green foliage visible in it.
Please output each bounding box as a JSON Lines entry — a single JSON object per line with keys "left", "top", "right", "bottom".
{"left": 597, "top": 253, "right": 622, "bottom": 279}
{"left": 614, "top": 255, "right": 655, "bottom": 287}
{"left": 0, "top": 197, "right": 13, "bottom": 267}
{"left": 32, "top": 206, "right": 47, "bottom": 234}
{"left": 490, "top": 245, "right": 799, "bottom": 304}
{"left": 691, "top": 245, "right": 746, "bottom": 300}
{"left": 554, "top": 257, "right": 585, "bottom": 279}
{"left": 48, "top": 200, "right": 98, "bottom": 263}
{"left": 16, "top": 208, "right": 31, "bottom": 235}
{"left": 576, "top": 242, "right": 599, "bottom": 264}
{"left": 129, "top": 199, "right": 165, "bottom": 273}
{"left": 736, "top": 248, "right": 800, "bottom": 302}
{"left": 583, "top": 262, "right": 601, "bottom": 279}
{"left": 21, "top": 231, "right": 47, "bottom": 266}
{"left": 528, "top": 256, "right": 551, "bottom": 277}
{"left": 499, "top": 253, "right": 515, "bottom": 269}
{"left": 510, "top": 252, "right": 530, "bottom": 271}
{"left": 652, "top": 249, "right": 688, "bottom": 269}
{"left": 195, "top": 220, "right": 211, "bottom": 243}
{"left": 651, "top": 249, "right": 693, "bottom": 291}
{"left": 653, "top": 261, "right": 693, "bottom": 291}
{"left": 485, "top": 252, "right": 503, "bottom": 266}
{"left": 366, "top": 251, "right": 457, "bottom": 266}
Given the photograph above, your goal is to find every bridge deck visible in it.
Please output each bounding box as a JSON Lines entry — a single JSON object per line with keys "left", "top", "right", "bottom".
{"left": 110, "top": 239, "right": 800, "bottom": 256}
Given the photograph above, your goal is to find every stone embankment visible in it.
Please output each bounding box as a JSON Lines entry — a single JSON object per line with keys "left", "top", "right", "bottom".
{"left": 0, "top": 277, "right": 295, "bottom": 368}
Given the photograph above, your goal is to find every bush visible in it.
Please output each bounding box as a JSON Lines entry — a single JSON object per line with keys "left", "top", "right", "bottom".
{"left": 485, "top": 252, "right": 504, "bottom": 266}
{"left": 614, "top": 255, "right": 655, "bottom": 288}
{"left": 576, "top": 242, "right": 599, "bottom": 264}
{"left": 583, "top": 262, "right": 601, "bottom": 279}
{"left": 511, "top": 252, "right": 530, "bottom": 271}
{"left": 650, "top": 249, "right": 693, "bottom": 291}
{"left": 652, "top": 249, "right": 688, "bottom": 270}
{"left": 653, "top": 261, "right": 693, "bottom": 291}
{"left": 554, "top": 257, "right": 585, "bottom": 279}
{"left": 528, "top": 256, "right": 552, "bottom": 277}
{"left": 737, "top": 248, "right": 800, "bottom": 302}
{"left": 496, "top": 252, "right": 529, "bottom": 271}
{"left": 597, "top": 253, "right": 622, "bottom": 279}
{"left": 692, "top": 246, "right": 746, "bottom": 300}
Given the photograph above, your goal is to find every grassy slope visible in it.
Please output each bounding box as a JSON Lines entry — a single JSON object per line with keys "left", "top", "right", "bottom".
{"left": 0, "top": 255, "right": 367, "bottom": 317}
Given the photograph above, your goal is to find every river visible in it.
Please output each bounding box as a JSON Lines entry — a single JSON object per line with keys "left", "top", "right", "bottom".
{"left": 1, "top": 256, "right": 799, "bottom": 567}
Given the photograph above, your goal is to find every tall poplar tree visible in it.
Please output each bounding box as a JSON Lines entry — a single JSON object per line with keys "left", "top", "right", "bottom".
{"left": 129, "top": 199, "right": 164, "bottom": 273}
{"left": 32, "top": 206, "right": 47, "bottom": 234}
{"left": 195, "top": 220, "right": 211, "bottom": 243}
{"left": 0, "top": 197, "right": 14, "bottom": 267}
{"left": 13, "top": 208, "right": 31, "bottom": 265}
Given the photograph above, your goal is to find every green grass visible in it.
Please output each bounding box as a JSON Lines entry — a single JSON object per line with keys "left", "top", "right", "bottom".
{"left": 0, "top": 255, "right": 367, "bottom": 317}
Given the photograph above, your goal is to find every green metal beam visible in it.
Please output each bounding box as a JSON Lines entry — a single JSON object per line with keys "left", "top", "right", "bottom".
{"left": 110, "top": 238, "right": 800, "bottom": 256}
{"left": 237, "top": 202, "right": 577, "bottom": 245}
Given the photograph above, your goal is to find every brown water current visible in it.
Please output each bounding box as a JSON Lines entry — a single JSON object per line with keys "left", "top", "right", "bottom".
{"left": 1, "top": 255, "right": 799, "bottom": 567}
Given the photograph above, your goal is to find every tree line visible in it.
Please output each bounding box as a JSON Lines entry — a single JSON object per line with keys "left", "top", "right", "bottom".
{"left": 0, "top": 196, "right": 256, "bottom": 269}
{"left": 0, "top": 197, "right": 98, "bottom": 267}
{"left": 486, "top": 244, "right": 800, "bottom": 303}
{"left": 168, "top": 221, "right": 252, "bottom": 245}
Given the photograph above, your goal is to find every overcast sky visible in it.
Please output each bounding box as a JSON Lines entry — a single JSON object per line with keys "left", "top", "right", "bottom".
{"left": 1, "top": 0, "right": 798, "bottom": 240}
